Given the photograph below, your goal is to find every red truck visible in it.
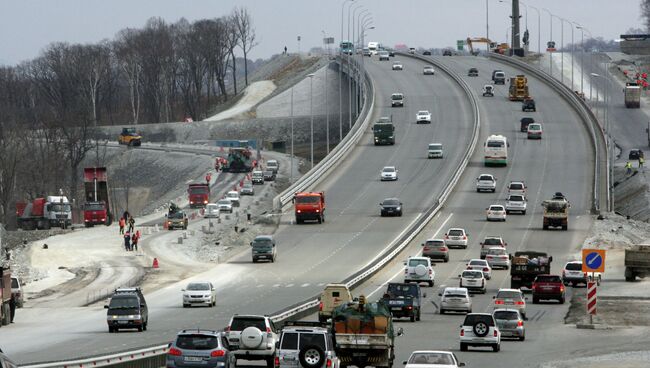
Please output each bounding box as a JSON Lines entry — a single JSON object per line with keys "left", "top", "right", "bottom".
{"left": 0, "top": 266, "right": 12, "bottom": 327}
{"left": 188, "top": 183, "right": 210, "bottom": 208}
{"left": 293, "top": 191, "right": 325, "bottom": 224}
{"left": 16, "top": 196, "right": 72, "bottom": 230}
{"left": 531, "top": 274, "right": 565, "bottom": 304}
{"left": 83, "top": 167, "right": 112, "bottom": 227}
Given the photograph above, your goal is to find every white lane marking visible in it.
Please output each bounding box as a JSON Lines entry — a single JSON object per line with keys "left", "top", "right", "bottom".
{"left": 273, "top": 284, "right": 281, "bottom": 288}
{"left": 301, "top": 283, "right": 310, "bottom": 287}
{"left": 257, "top": 284, "right": 265, "bottom": 288}
{"left": 366, "top": 213, "right": 454, "bottom": 298}
{"left": 286, "top": 284, "right": 294, "bottom": 288}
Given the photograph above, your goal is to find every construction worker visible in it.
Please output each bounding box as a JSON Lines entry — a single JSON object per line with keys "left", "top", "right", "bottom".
{"left": 9, "top": 292, "right": 16, "bottom": 323}
{"left": 132, "top": 232, "right": 139, "bottom": 251}
{"left": 122, "top": 210, "right": 130, "bottom": 223}
{"left": 124, "top": 232, "right": 131, "bottom": 251}
{"left": 128, "top": 216, "right": 135, "bottom": 233}
{"left": 118, "top": 217, "right": 125, "bottom": 235}
{"left": 626, "top": 161, "right": 633, "bottom": 174}
{"left": 206, "top": 172, "right": 212, "bottom": 185}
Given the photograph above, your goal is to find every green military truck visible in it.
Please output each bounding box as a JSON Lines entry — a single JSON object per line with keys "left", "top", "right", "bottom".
{"left": 373, "top": 117, "right": 395, "bottom": 145}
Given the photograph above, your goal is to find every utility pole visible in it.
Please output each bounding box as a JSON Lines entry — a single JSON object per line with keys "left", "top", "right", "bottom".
{"left": 512, "top": 0, "right": 521, "bottom": 52}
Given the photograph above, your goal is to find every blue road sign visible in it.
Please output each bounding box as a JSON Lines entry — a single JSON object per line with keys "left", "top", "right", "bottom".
{"left": 585, "top": 252, "right": 602, "bottom": 270}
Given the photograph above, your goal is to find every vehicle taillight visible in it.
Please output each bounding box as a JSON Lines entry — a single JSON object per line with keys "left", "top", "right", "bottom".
{"left": 532, "top": 284, "right": 537, "bottom": 291}
{"left": 405, "top": 268, "right": 408, "bottom": 274}
{"left": 463, "top": 235, "right": 467, "bottom": 240}
{"left": 467, "top": 266, "right": 472, "bottom": 270}
{"left": 407, "top": 305, "right": 413, "bottom": 310}
{"left": 560, "top": 285, "right": 565, "bottom": 292}
{"left": 495, "top": 300, "right": 504, "bottom": 305}
{"left": 515, "top": 301, "right": 525, "bottom": 305}
{"left": 266, "top": 327, "right": 272, "bottom": 333}
{"left": 493, "top": 330, "right": 498, "bottom": 337}
{"left": 169, "top": 347, "right": 182, "bottom": 356}
{"left": 460, "top": 329, "right": 464, "bottom": 337}
{"left": 429, "top": 269, "right": 433, "bottom": 275}
{"left": 226, "top": 325, "right": 231, "bottom": 332}
{"left": 517, "top": 320, "right": 524, "bottom": 327}
{"left": 211, "top": 350, "right": 225, "bottom": 357}
{"left": 326, "top": 358, "right": 332, "bottom": 368}
{"left": 445, "top": 235, "right": 449, "bottom": 239}
{"left": 483, "top": 267, "right": 489, "bottom": 272}
{"left": 319, "top": 301, "right": 323, "bottom": 311}
{"left": 440, "top": 247, "right": 447, "bottom": 251}
{"left": 275, "top": 357, "right": 280, "bottom": 368}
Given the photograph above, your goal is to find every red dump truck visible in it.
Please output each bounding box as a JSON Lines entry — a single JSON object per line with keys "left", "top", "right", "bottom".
{"left": 0, "top": 266, "right": 12, "bottom": 327}
{"left": 293, "top": 191, "right": 325, "bottom": 224}
{"left": 188, "top": 183, "right": 210, "bottom": 208}
{"left": 83, "top": 167, "right": 112, "bottom": 227}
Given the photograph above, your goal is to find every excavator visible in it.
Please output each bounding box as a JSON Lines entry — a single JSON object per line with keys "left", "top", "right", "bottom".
{"left": 466, "top": 37, "right": 509, "bottom": 56}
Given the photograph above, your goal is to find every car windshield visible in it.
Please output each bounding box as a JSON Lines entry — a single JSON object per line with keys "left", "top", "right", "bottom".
{"left": 489, "top": 206, "right": 504, "bottom": 211}
{"left": 429, "top": 144, "right": 442, "bottom": 150}
{"left": 383, "top": 199, "right": 400, "bottom": 206}
{"left": 529, "top": 124, "right": 541, "bottom": 130}
{"left": 509, "top": 195, "right": 525, "bottom": 202}
{"left": 49, "top": 203, "right": 71, "bottom": 212}
{"left": 264, "top": 171, "right": 273, "bottom": 175}
{"left": 386, "top": 284, "right": 418, "bottom": 297}
{"left": 469, "top": 260, "right": 487, "bottom": 266}
{"left": 425, "top": 240, "right": 444, "bottom": 247}
{"left": 409, "top": 259, "right": 429, "bottom": 267}
{"left": 243, "top": 184, "right": 253, "bottom": 189}
{"left": 11, "top": 278, "right": 19, "bottom": 288}
{"left": 463, "top": 271, "right": 483, "bottom": 278}
{"left": 169, "top": 212, "right": 185, "bottom": 219}
{"left": 487, "top": 141, "right": 505, "bottom": 148}
{"left": 448, "top": 229, "right": 464, "bottom": 236}
{"left": 230, "top": 317, "right": 266, "bottom": 331}
{"left": 382, "top": 167, "right": 395, "bottom": 172}
{"left": 108, "top": 296, "right": 139, "bottom": 309}
{"left": 493, "top": 310, "right": 520, "bottom": 320}
{"left": 536, "top": 275, "right": 562, "bottom": 283}
{"left": 253, "top": 238, "right": 273, "bottom": 247}
{"left": 295, "top": 196, "right": 320, "bottom": 204}
{"left": 187, "top": 283, "right": 210, "bottom": 291}
{"left": 444, "top": 290, "right": 468, "bottom": 298}
{"left": 418, "top": 111, "right": 428, "bottom": 115}
{"left": 84, "top": 203, "right": 105, "bottom": 211}
{"left": 484, "top": 238, "right": 502, "bottom": 245}
{"left": 408, "top": 353, "right": 454, "bottom": 365}
{"left": 391, "top": 94, "right": 403, "bottom": 100}
{"left": 227, "top": 192, "right": 238, "bottom": 198}
{"left": 253, "top": 172, "right": 263, "bottom": 177}
{"left": 496, "top": 291, "right": 522, "bottom": 299}
{"left": 267, "top": 161, "right": 278, "bottom": 167}
{"left": 565, "top": 263, "right": 582, "bottom": 271}
{"left": 218, "top": 200, "right": 231, "bottom": 205}
{"left": 176, "top": 334, "right": 219, "bottom": 350}
{"left": 488, "top": 248, "right": 506, "bottom": 255}
{"left": 479, "top": 175, "right": 493, "bottom": 181}
{"left": 510, "top": 183, "right": 524, "bottom": 189}
{"left": 189, "top": 187, "right": 208, "bottom": 194}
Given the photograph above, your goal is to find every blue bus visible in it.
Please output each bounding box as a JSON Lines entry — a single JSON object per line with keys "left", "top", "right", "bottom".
{"left": 340, "top": 41, "right": 354, "bottom": 55}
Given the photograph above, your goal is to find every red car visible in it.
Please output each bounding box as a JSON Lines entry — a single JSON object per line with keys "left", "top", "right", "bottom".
{"left": 531, "top": 274, "right": 565, "bottom": 304}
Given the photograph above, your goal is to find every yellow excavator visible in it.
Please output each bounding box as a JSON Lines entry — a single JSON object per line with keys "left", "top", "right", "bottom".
{"left": 466, "top": 38, "right": 509, "bottom": 56}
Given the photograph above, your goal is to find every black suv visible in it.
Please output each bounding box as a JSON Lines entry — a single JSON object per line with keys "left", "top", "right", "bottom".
{"left": 105, "top": 287, "right": 149, "bottom": 332}
{"left": 520, "top": 117, "right": 534, "bottom": 132}
{"left": 381, "top": 283, "right": 424, "bottom": 322}
{"left": 629, "top": 149, "right": 644, "bottom": 160}
{"left": 380, "top": 198, "right": 402, "bottom": 217}
{"left": 468, "top": 68, "right": 479, "bottom": 77}
{"left": 522, "top": 99, "right": 536, "bottom": 112}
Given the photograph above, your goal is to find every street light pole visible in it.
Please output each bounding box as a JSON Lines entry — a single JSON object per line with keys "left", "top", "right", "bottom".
{"left": 340, "top": 0, "right": 353, "bottom": 144}
{"left": 325, "top": 60, "right": 329, "bottom": 154}
{"left": 290, "top": 87, "right": 294, "bottom": 183}
{"left": 542, "top": 8, "right": 554, "bottom": 77}
{"left": 308, "top": 74, "right": 315, "bottom": 169}
{"left": 486, "top": 0, "right": 489, "bottom": 41}
{"left": 560, "top": 18, "right": 574, "bottom": 91}
{"left": 348, "top": 3, "right": 363, "bottom": 131}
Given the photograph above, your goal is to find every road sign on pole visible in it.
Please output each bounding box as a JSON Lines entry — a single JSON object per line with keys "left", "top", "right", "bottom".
{"left": 587, "top": 281, "right": 597, "bottom": 315}
{"left": 582, "top": 249, "right": 606, "bottom": 273}
{"left": 456, "top": 40, "right": 464, "bottom": 51}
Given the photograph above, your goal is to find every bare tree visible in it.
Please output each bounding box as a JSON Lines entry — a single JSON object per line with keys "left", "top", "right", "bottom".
{"left": 226, "top": 15, "right": 240, "bottom": 95}
{"left": 233, "top": 7, "right": 257, "bottom": 86}
{"left": 115, "top": 29, "right": 142, "bottom": 124}
{"left": 642, "top": 0, "right": 650, "bottom": 32}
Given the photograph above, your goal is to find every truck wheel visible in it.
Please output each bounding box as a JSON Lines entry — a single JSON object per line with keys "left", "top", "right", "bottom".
{"left": 533, "top": 296, "right": 539, "bottom": 304}
{"left": 522, "top": 210, "right": 526, "bottom": 215}
{"left": 317, "top": 215, "right": 322, "bottom": 224}
{"left": 625, "top": 268, "right": 635, "bottom": 282}
{"left": 559, "top": 296, "right": 565, "bottom": 304}
{"left": 410, "top": 314, "right": 415, "bottom": 322}
{"left": 562, "top": 225, "right": 568, "bottom": 230}
{"left": 543, "top": 224, "right": 549, "bottom": 230}
{"left": 416, "top": 309, "right": 421, "bottom": 321}
{"left": 493, "top": 343, "right": 500, "bottom": 352}
{"left": 299, "top": 345, "right": 325, "bottom": 368}
{"left": 266, "top": 357, "right": 274, "bottom": 368}
{"left": 440, "top": 308, "right": 445, "bottom": 315}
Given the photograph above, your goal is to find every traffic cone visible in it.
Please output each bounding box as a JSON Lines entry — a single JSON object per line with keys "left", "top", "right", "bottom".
{"left": 240, "top": 180, "right": 244, "bottom": 187}
{"left": 152, "top": 258, "right": 159, "bottom": 269}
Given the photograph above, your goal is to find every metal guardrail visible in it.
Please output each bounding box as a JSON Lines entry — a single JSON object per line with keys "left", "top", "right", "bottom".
{"left": 273, "top": 56, "right": 375, "bottom": 211}
{"left": 487, "top": 53, "right": 609, "bottom": 213}
{"left": 19, "top": 53, "right": 480, "bottom": 368}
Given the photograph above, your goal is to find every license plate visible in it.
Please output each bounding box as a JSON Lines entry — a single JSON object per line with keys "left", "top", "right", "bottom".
{"left": 258, "top": 255, "right": 267, "bottom": 258}
{"left": 185, "top": 356, "right": 203, "bottom": 362}
{"left": 391, "top": 307, "right": 402, "bottom": 311}
{"left": 118, "top": 321, "right": 128, "bottom": 324}
{"left": 356, "top": 337, "right": 368, "bottom": 345}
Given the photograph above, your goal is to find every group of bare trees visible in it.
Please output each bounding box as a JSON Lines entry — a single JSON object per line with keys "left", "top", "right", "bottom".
{"left": 0, "top": 7, "right": 257, "bottom": 224}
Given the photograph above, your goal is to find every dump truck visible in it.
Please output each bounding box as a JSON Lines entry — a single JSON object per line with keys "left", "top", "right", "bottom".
{"left": 0, "top": 266, "right": 12, "bottom": 327}
{"left": 83, "top": 167, "right": 112, "bottom": 226}
{"left": 331, "top": 296, "right": 397, "bottom": 368}
{"left": 509, "top": 75, "right": 529, "bottom": 101}
{"left": 542, "top": 193, "right": 569, "bottom": 230}
{"left": 188, "top": 183, "right": 210, "bottom": 208}
{"left": 510, "top": 251, "right": 553, "bottom": 289}
{"left": 625, "top": 82, "right": 641, "bottom": 108}
{"left": 16, "top": 196, "right": 72, "bottom": 230}
{"left": 118, "top": 127, "right": 142, "bottom": 146}
{"left": 373, "top": 117, "right": 395, "bottom": 145}
{"left": 223, "top": 147, "right": 253, "bottom": 173}
{"left": 293, "top": 191, "right": 325, "bottom": 224}
{"left": 624, "top": 244, "right": 650, "bottom": 281}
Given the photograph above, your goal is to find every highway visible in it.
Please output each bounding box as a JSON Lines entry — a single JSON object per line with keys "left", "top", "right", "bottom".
{"left": 319, "top": 54, "right": 598, "bottom": 367}
{"left": 2, "top": 56, "right": 477, "bottom": 364}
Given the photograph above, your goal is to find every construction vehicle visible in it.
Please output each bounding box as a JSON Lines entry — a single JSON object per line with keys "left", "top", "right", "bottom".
{"left": 0, "top": 266, "right": 12, "bottom": 327}
{"left": 222, "top": 147, "right": 253, "bottom": 173}
{"left": 83, "top": 167, "right": 112, "bottom": 227}
{"left": 16, "top": 196, "right": 72, "bottom": 230}
{"left": 293, "top": 191, "right": 325, "bottom": 224}
{"left": 373, "top": 117, "right": 395, "bottom": 145}
{"left": 625, "top": 82, "right": 641, "bottom": 108}
{"left": 542, "top": 192, "right": 569, "bottom": 230}
{"left": 118, "top": 127, "right": 142, "bottom": 146}
{"left": 466, "top": 38, "right": 509, "bottom": 55}
{"left": 188, "top": 183, "right": 210, "bottom": 208}
{"left": 331, "top": 296, "right": 400, "bottom": 368}
{"left": 509, "top": 75, "right": 530, "bottom": 101}
{"left": 510, "top": 251, "right": 553, "bottom": 289}
{"left": 625, "top": 244, "right": 650, "bottom": 281}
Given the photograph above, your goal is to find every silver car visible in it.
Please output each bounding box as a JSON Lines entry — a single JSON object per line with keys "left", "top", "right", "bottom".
{"left": 493, "top": 289, "right": 527, "bottom": 318}
{"left": 241, "top": 182, "right": 255, "bottom": 196}
{"left": 485, "top": 247, "right": 511, "bottom": 269}
{"left": 277, "top": 322, "right": 340, "bottom": 368}
{"left": 167, "top": 329, "right": 233, "bottom": 368}
{"left": 476, "top": 174, "right": 496, "bottom": 192}
{"left": 439, "top": 287, "right": 472, "bottom": 314}
{"left": 493, "top": 309, "right": 525, "bottom": 341}
{"left": 505, "top": 194, "right": 527, "bottom": 214}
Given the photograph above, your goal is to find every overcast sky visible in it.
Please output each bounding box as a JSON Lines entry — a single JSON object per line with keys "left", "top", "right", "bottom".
{"left": 0, "top": 0, "right": 642, "bottom": 65}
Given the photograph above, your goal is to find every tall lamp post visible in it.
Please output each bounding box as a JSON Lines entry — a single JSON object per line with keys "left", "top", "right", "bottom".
{"left": 340, "top": 0, "right": 354, "bottom": 143}
{"left": 560, "top": 17, "right": 574, "bottom": 90}
{"left": 290, "top": 87, "right": 295, "bottom": 183}
{"left": 576, "top": 25, "right": 592, "bottom": 98}
{"left": 307, "top": 73, "right": 315, "bottom": 169}
{"left": 348, "top": 3, "right": 363, "bottom": 130}
{"left": 542, "top": 8, "right": 554, "bottom": 77}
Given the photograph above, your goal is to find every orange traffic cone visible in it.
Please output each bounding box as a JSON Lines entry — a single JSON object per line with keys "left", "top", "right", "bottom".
{"left": 152, "top": 258, "right": 159, "bottom": 269}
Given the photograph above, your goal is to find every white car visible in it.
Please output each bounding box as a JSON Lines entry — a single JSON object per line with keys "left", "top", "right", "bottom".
{"left": 204, "top": 203, "right": 220, "bottom": 218}
{"left": 439, "top": 287, "right": 472, "bottom": 314}
{"left": 480, "top": 236, "right": 507, "bottom": 259}
{"left": 527, "top": 123, "right": 543, "bottom": 139}
{"left": 562, "top": 260, "right": 601, "bottom": 286}
{"left": 505, "top": 194, "right": 527, "bottom": 214}
{"left": 485, "top": 247, "right": 511, "bottom": 269}
{"left": 404, "top": 256, "right": 435, "bottom": 286}
{"left": 459, "top": 269, "right": 487, "bottom": 294}
{"left": 378, "top": 51, "right": 390, "bottom": 61}
{"left": 444, "top": 228, "right": 468, "bottom": 249}
{"left": 427, "top": 143, "right": 443, "bottom": 159}
{"left": 392, "top": 61, "right": 403, "bottom": 70}
{"left": 404, "top": 350, "right": 465, "bottom": 368}
{"left": 460, "top": 313, "right": 501, "bottom": 352}
{"left": 226, "top": 191, "right": 240, "bottom": 207}
{"left": 391, "top": 93, "right": 405, "bottom": 107}
{"left": 486, "top": 205, "right": 506, "bottom": 221}
{"left": 416, "top": 110, "right": 431, "bottom": 124}
{"left": 476, "top": 174, "right": 497, "bottom": 192}
{"left": 467, "top": 259, "right": 492, "bottom": 280}
{"left": 423, "top": 66, "right": 435, "bottom": 75}
{"left": 380, "top": 166, "right": 398, "bottom": 181}
{"left": 507, "top": 181, "right": 526, "bottom": 195}
{"left": 493, "top": 288, "right": 527, "bottom": 318}
{"left": 217, "top": 198, "right": 233, "bottom": 213}
{"left": 182, "top": 281, "right": 216, "bottom": 308}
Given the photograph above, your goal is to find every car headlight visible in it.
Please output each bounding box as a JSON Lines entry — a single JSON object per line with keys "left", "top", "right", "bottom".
{"left": 396, "top": 207, "right": 401, "bottom": 211}
{"left": 389, "top": 136, "right": 393, "bottom": 138}
{"left": 110, "top": 315, "right": 119, "bottom": 319}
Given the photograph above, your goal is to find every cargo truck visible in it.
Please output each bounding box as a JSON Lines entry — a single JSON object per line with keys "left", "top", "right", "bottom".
{"left": 624, "top": 244, "right": 650, "bottom": 281}
{"left": 373, "top": 117, "right": 395, "bottom": 145}
{"left": 293, "top": 191, "right": 325, "bottom": 224}
{"left": 83, "top": 167, "right": 112, "bottom": 227}
{"left": 509, "top": 75, "right": 529, "bottom": 101}
{"left": 510, "top": 251, "right": 553, "bottom": 289}
{"left": 542, "top": 193, "right": 569, "bottom": 230}
{"left": 0, "top": 266, "right": 12, "bottom": 327}
{"left": 624, "top": 82, "right": 641, "bottom": 108}
{"left": 16, "top": 196, "right": 72, "bottom": 230}
{"left": 331, "top": 297, "right": 401, "bottom": 368}
{"left": 188, "top": 183, "right": 210, "bottom": 208}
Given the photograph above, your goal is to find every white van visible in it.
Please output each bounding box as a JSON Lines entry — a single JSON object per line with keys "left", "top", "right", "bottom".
{"left": 367, "top": 41, "right": 381, "bottom": 55}
{"left": 484, "top": 135, "right": 509, "bottom": 166}
{"left": 318, "top": 284, "right": 353, "bottom": 323}
{"left": 204, "top": 203, "right": 220, "bottom": 218}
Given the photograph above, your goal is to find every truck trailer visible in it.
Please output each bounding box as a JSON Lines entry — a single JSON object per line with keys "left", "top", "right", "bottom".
{"left": 16, "top": 196, "right": 72, "bottom": 230}
{"left": 83, "top": 167, "right": 112, "bottom": 227}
